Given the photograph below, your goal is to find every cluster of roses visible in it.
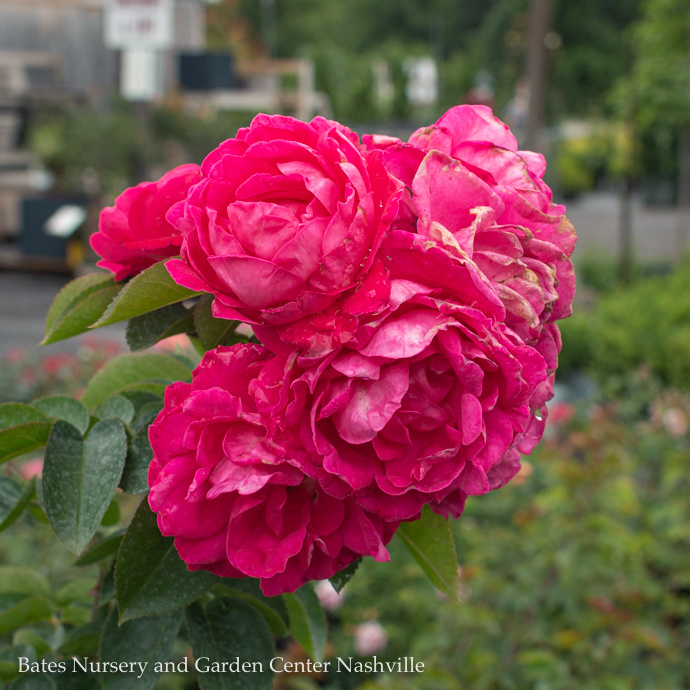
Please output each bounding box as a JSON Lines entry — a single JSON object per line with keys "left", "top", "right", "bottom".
{"left": 92, "top": 106, "right": 576, "bottom": 596}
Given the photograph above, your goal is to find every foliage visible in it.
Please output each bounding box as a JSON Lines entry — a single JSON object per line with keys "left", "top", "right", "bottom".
{"left": 611, "top": 0, "right": 690, "bottom": 201}
{"left": 148, "top": 104, "right": 254, "bottom": 169}
{"left": 573, "top": 251, "right": 673, "bottom": 294}
{"left": 227, "top": 0, "right": 642, "bottom": 122}
{"left": 554, "top": 122, "right": 634, "bottom": 196}
{"left": 629, "top": 0, "right": 690, "bottom": 130}
{"left": 0, "top": 338, "right": 122, "bottom": 404}
{"left": 28, "top": 101, "right": 156, "bottom": 199}
{"left": 550, "top": 0, "right": 641, "bottom": 118}
{"left": 320, "top": 387, "right": 690, "bottom": 689}
{"left": 27, "top": 102, "right": 254, "bottom": 199}
{"left": 559, "top": 257, "right": 690, "bottom": 390}
{"left": 0, "top": 260, "right": 460, "bottom": 689}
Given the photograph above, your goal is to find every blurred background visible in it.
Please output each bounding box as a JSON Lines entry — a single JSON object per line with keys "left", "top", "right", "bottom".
{"left": 2, "top": 0, "right": 690, "bottom": 688}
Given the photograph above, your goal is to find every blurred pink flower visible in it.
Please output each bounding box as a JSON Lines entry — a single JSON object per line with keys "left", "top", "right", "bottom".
{"left": 663, "top": 408, "right": 687, "bottom": 437}
{"left": 19, "top": 458, "right": 43, "bottom": 480}
{"left": 314, "top": 580, "right": 347, "bottom": 611}
{"left": 4, "top": 347, "right": 24, "bottom": 366}
{"left": 353, "top": 621, "right": 388, "bottom": 656}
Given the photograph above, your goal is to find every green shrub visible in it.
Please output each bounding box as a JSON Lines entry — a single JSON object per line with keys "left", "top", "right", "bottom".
{"left": 555, "top": 123, "right": 632, "bottom": 197}
{"left": 325, "top": 392, "right": 690, "bottom": 689}
{"left": 559, "top": 258, "right": 690, "bottom": 390}
{"left": 556, "top": 311, "right": 593, "bottom": 380}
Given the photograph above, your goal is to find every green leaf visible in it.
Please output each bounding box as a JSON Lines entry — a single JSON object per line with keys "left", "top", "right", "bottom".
{"left": 194, "top": 294, "right": 240, "bottom": 350}
{"left": 100, "top": 564, "right": 115, "bottom": 604}
{"left": 41, "top": 283, "right": 121, "bottom": 345}
{"left": 80, "top": 353, "right": 191, "bottom": 409}
{"left": 126, "top": 303, "right": 194, "bottom": 352}
{"left": 12, "top": 629, "right": 52, "bottom": 658}
{"left": 130, "top": 402, "right": 163, "bottom": 433}
{"left": 283, "top": 585, "right": 327, "bottom": 663}
{"left": 0, "top": 567, "right": 50, "bottom": 599}
{"left": 186, "top": 599, "right": 274, "bottom": 690}
{"left": 10, "top": 674, "right": 56, "bottom": 690}
{"left": 44, "top": 273, "right": 113, "bottom": 334}
{"left": 33, "top": 397, "right": 90, "bottom": 436}
{"left": 0, "top": 477, "right": 34, "bottom": 532}
{"left": 0, "top": 597, "right": 53, "bottom": 635}
{"left": 93, "top": 395, "right": 135, "bottom": 425}
{"left": 0, "top": 404, "right": 52, "bottom": 464}
{"left": 101, "top": 498, "right": 121, "bottom": 527}
{"left": 214, "top": 579, "right": 289, "bottom": 638}
{"left": 74, "top": 531, "right": 124, "bottom": 566}
{"left": 121, "top": 391, "right": 163, "bottom": 416}
{"left": 397, "top": 505, "right": 459, "bottom": 601}
{"left": 115, "top": 500, "right": 216, "bottom": 622}
{"left": 43, "top": 419, "right": 127, "bottom": 554}
{"left": 0, "top": 423, "right": 52, "bottom": 465}
{"left": 61, "top": 604, "right": 90, "bottom": 626}
{"left": 0, "top": 403, "right": 50, "bottom": 428}
{"left": 93, "top": 261, "right": 201, "bottom": 328}
{"left": 330, "top": 558, "right": 361, "bottom": 593}
{"left": 54, "top": 671, "right": 100, "bottom": 690}
{"left": 0, "top": 644, "right": 35, "bottom": 683}
{"left": 0, "top": 663, "right": 15, "bottom": 684}
{"left": 57, "top": 619, "right": 105, "bottom": 657}
{"left": 120, "top": 428, "right": 153, "bottom": 494}
{"left": 99, "top": 607, "right": 183, "bottom": 690}
{"left": 56, "top": 578, "right": 96, "bottom": 607}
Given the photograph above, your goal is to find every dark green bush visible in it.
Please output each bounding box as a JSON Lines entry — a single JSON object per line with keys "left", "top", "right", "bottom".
{"left": 559, "top": 258, "right": 690, "bottom": 390}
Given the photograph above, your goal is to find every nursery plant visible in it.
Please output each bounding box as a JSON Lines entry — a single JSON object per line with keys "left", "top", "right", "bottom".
{"left": 0, "top": 105, "right": 575, "bottom": 689}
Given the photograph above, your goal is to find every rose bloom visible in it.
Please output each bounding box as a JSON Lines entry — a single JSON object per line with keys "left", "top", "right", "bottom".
{"left": 271, "top": 237, "right": 549, "bottom": 522}
{"left": 147, "top": 344, "right": 397, "bottom": 596}
{"left": 165, "top": 114, "right": 402, "bottom": 339}
{"left": 364, "top": 105, "right": 576, "bottom": 347}
{"left": 91, "top": 164, "right": 202, "bottom": 281}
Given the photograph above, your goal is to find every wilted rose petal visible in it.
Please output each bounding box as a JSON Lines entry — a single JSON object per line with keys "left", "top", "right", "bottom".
{"left": 375, "top": 104, "right": 576, "bottom": 354}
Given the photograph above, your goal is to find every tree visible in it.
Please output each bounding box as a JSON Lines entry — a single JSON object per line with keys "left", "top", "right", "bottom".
{"left": 628, "top": 0, "right": 690, "bottom": 256}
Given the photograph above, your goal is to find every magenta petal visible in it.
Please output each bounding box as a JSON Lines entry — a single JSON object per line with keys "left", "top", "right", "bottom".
{"left": 358, "top": 308, "right": 448, "bottom": 359}
{"left": 208, "top": 255, "right": 305, "bottom": 310}
{"left": 412, "top": 150, "right": 504, "bottom": 237}
{"left": 166, "top": 258, "right": 211, "bottom": 293}
{"left": 461, "top": 393, "right": 483, "bottom": 445}
{"left": 334, "top": 362, "right": 409, "bottom": 444}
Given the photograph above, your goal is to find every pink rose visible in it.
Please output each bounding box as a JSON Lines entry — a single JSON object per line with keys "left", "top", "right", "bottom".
{"left": 261, "top": 226, "right": 506, "bottom": 359}
{"left": 147, "top": 344, "right": 397, "bottom": 596}
{"left": 166, "top": 114, "right": 402, "bottom": 332}
{"left": 91, "top": 164, "right": 202, "bottom": 281}
{"left": 365, "top": 105, "right": 576, "bottom": 345}
{"left": 282, "top": 244, "right": 548, "bottom": 522}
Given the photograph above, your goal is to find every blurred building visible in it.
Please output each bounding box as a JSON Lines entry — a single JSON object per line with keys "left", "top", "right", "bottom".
{"left": 0, "top": 0, "right": 328, "bottom": 266}
{"left": 0, "top": 0, "right": 206, "bottom": 262}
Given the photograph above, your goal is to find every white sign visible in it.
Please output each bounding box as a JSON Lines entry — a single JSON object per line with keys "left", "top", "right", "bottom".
{"left": 404, "top": 57, "right": 438, "bottom": 106}
{"left": 104, "top": 0, "right": 174, "bottom": 50}
{"left": 120, "top": 48, "right": 161, "bottom": 101}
